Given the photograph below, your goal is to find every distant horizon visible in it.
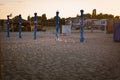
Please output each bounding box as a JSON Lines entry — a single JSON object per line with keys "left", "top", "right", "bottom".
{"left": 0, "top": 11, "right": 119, "bottom": 20}
{"left": 0, "top": 0, "right": 120, "bottom": 19}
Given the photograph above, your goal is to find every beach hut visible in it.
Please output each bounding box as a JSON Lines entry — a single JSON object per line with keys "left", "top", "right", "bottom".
{"left": 113, "top": 22, "right": 120, "bottom": 42}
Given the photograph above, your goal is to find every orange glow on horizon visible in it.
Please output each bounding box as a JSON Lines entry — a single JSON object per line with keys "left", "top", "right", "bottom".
{"left": 0, "top": 0, "right": 120, "bottom": 19}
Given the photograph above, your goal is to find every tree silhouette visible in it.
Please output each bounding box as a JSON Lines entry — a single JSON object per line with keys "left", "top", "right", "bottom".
{"left": 41, "top": 14, "right": 47, "bottom": 26}
{"left": 84, "top": 13, "right": 92, "bottom": 19}
{"left": 92, "top": 9, "right": 97, "bottom": 18}
{"left": 76, "top": 14, "right": 80, "bottom": 17}
{"left": 27, "top": 15, "right": 31, "bottom": 21}
{"left": 115, "top": 16, "right": 120, "bottom": 19}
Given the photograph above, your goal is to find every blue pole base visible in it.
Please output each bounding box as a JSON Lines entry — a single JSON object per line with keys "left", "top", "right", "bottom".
{"left": 19, "top": 36, "right": 22, "bottom": 38}
{"left": 34, "top": 37, "right": 36, "bottom": 40}
{"left": 19, "top": 31, "right": 22, "bottom": 38}
{"left": 34, "top": 31, "right": 36, "bottom": 40}
{"left": 7, "top": 28, "right": 10, "bottom": 37}
{"left": 80, "top": 38, "right": 85, "bottom": 42}
{"left": 7, "top": 32, "right": 10, "bottom": 37}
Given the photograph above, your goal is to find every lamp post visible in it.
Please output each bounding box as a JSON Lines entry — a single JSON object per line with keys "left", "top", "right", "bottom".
{"left": 18, "top": 14, "right": 22, "bottom": 38}
{"left": 34, "top": 13, "right": 37, "bottom": 40}
{"left": 55, "top": 11, "right": 59, "bottom": 40}
{"left": 80, "top": 10, "right": 85, "bottom": 42}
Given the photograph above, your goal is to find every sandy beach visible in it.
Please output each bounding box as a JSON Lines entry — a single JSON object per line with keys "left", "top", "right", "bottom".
{"left": 1, "top": 30, "right": 120, "bottom": 80}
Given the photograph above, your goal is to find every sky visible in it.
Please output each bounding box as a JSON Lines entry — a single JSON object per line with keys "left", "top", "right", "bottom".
{"left": 0, "top": 0, "right": 120, "bottom": 20}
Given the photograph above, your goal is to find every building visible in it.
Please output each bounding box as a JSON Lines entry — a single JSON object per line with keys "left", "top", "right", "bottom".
{"left": 65, "top": 17, "right": 108, "bottom": 32}
{"left": 65, "top": 17, "right": 80, "bottom": 30}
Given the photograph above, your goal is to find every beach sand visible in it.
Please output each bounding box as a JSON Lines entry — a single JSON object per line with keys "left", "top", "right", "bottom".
{"left": 1, "top": 30, "right": 120, "bottom": 80}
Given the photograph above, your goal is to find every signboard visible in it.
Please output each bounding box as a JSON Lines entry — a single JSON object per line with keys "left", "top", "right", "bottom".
{"left": 62, "top": 25, "right": 71, "bottom": 34}
{"left": 93, "top": 19, "right": 107, "bottom": 26}
{"left": 101, "top": 19, "right": 107, "bottom": 26}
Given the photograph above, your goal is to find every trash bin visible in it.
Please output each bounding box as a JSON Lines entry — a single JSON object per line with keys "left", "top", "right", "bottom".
{"left": 113, "top": 22, "right": 120, "bottom": 42}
